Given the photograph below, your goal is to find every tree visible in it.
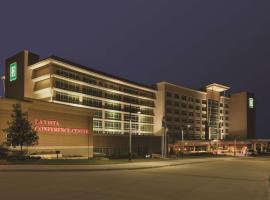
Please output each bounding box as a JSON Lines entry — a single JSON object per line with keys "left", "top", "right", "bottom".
{"left": 3, "top": 103, "right": 39, "bottom": 153}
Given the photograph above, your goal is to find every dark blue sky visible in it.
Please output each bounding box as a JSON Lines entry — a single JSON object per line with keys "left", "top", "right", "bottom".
{"left": 1, "top": 1, "right": 270, "bottom": 138}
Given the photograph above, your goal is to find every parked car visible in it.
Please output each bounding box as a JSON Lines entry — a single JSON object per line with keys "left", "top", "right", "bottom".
{"left": 246, "top": 149, "right": 257, "bottom": 156}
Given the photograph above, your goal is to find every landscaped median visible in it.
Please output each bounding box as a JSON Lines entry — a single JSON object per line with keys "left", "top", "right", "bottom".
{"left": 0, "top": 157, "right": 229, "bottom": 172}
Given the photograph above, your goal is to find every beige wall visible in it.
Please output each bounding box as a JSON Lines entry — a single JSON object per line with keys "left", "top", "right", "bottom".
{"left": 154, "top": 83, "right": 165, "bottom": 135}
{"left": 229, "top": 92, "right": 247, "bottom": 139}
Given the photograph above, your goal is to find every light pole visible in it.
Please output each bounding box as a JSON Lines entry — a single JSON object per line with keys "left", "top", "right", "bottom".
{"left": 128, "top": 105, "right": 140, "bottom": 161}
{"left": 181, "top": 124, "right": 191, "bottom": 158}
{"left": 1, "top": 76, "right": 5, "bottom": 97}
{"left": 129, "top": 105, "right": 132, "bottom": 161}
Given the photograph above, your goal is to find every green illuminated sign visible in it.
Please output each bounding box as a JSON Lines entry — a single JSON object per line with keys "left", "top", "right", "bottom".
{"left": 10, "top": 62, "right": 17, "bottom": 82}
{"left": 249, "top": 98, "right": 254, "bottom": 108}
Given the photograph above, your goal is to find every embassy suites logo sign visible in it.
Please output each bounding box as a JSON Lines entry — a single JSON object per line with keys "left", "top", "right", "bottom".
{"left": 9, "top": 62, "right": 17, "bottom": 82}
{"left": 34, "top": 119, "right": 89, "bottom": 135}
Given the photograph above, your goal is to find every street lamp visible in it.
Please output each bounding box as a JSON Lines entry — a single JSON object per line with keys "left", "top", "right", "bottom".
{"left": 181, "top": 124, "right": 191, "bottom": 158}
{"left": 1, "top": 76, "right": 5, "bottom": 97}
{"left": 128, "top": 105, "right": 140, "bottom": 161}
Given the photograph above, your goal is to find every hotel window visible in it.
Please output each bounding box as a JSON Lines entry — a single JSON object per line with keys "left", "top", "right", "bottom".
{"left": 104, "top": 92, "right": 121, "bottom": 101}
{"left": 132, "top": 123, "right": 139, "bottom": 131}
{"left": 174, "top": 102, "right": 179, "bottom": 107}
{"left": 105, "top": 112, "right": 121, "bottom": 120}
{"left": 55, "top": 68, "right": 80, "bottom": 80}
{"left": 93, "top": 110, "right": 102, "bottom": 119}
{"left": 189, "top": 112, "right": 194, "bottom": 116}
{"left": 140, "top": 99, "right": 155, "bottom": 107}
{"left": 55, "top": 79, "right": 80, "bottom": 92}
{"left": 123, "top": 87, "right": 139, "bottom": 96}
{"left": 124, "top": 114, "right": 138, "bottom": 122}
{"left": 166, "top": 100, "right": 172, "bottom": 105}
{"left": 166, "top": 92, "right": 172, "bottom": 97}
{"left": 225, "top": 123, "right": 229, "bottom": 127}
{"left": 83, "top": 97, "right": 102, "bottom": 108}
{"left": 104, "top": 102, "right": 121, "bottom": 111}
{"left": 123, "top": 96, "right": 139, "bottom": 104}
{"left": 196, "top": 113, "right": 200, "bottom": 117}
{"left": 220, "top": 103, "right": 223, "bottom": 107}
{"left": 93, "top": 120, "right": 102, "bottom": 128}
{"left": 174, "top": 117, "right": 179, "bottom": 122}
{"left": 188, "top": 119, "right": 194, "bottom": 123}
{"left": 181, "top": 111, "right": 187, "bottom": 116}
{"left": 140, "top": 91, "right": 155, "bottom": 99}
{"left": 140, "top": 116, "right": 154, "bottom": 123}
{"left": 188, "top": 97, "right": 194, "bottom": 102}
{"left": 181, "top": 103, "right": 187, "bottom": 108}
{"left": 82, "top": 87, "right": 102, "bottom": 97}
{"left": 140, "top": 108, "right": 154, "bottom": 115}
{"left": 195, "top": 99, "right": 200, "bottom": 103}
{"left": 166, "top": 108, "right": 172, "bottom": 114}
{"left": 202, "top": 100, "right": 207, "bottom": 104}
{"left": 225, "top": 117, "right": 229, "bottom": 120}
{"left": 105, "top": 121, "right": 121, "bottom": 130}
{"left": 225, "top": 110, "right": 229, "bottom": 114}
{"left": 82, "top": 76, "right": 97, "bottom": 85}
{"left": 182, "top": 118, "right": 187, "bottom": 123}
{"left": 181, "top": 96, "right": 187, "bottom": 101}
{"left": 166, "top": 116, "right": 172, "bottom": 122}
{"left": 188, "top": 105, "right": 194, "bottom": 109}
{"left": 124, "top": 123, "right": 139, "bottom": 131}
{"left": 124, "top": 123, "right": 129, "bottom": 130}
{"left": 220, "top": 110, "right": 223, "bottom": 114}
{"left": 55, "top": 92, "right": 79, "bottom": 104}
{"left": 174, "top": 94, "right": 179, "bottom": 99}
{"left": 195, "top": 106, "right": 200, "bottom": 110}
{"left": 175, "top": 110, "right": 179, "bottom": 114}
{"left": 140, "top": 124, "right": 153, "bottom": 132}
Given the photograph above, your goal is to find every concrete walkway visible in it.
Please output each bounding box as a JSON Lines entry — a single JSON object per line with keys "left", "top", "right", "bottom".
{"left": 0, "top": 157, "right": 229, "bottom": 172}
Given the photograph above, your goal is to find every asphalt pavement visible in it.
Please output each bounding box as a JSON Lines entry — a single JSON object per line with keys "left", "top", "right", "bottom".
{"left": 0, "top": 157, "right": 269, "bottom": 200}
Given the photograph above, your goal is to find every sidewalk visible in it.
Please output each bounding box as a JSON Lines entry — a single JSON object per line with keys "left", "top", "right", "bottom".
{"left": 0, "top": 157, "right": 229, "bottom": 172}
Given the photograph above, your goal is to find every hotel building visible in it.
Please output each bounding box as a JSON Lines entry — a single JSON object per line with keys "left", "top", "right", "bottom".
{"left": 0, "top": 50, "right": 257, "bottom": 157}
{"left": 155, "top": 82, "right": 256, "bottom": 141}
{"left": 3, "top": 50, "right": 160, "bottom": 156}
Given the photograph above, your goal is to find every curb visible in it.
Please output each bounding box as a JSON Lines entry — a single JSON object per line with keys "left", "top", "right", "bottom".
{"left": 0, "top": 159, "right": 220, "bottom": 172}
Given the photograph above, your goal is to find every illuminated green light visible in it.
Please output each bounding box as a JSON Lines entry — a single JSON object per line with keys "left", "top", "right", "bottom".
{"left": 249, "top": 98, "right": 254, "bottom": 108}
{"left": 9, "top": 62, "right": 17, "bottom": 82}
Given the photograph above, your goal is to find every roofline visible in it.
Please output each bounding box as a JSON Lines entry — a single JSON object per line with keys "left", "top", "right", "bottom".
{"left": 157, "top": 81, "right": 207, "bottom": 95}
{"left": 28, "top": 56, "right": 157, "bottom": 92}
{"left": 205, "top": 83, "right": 230, "bottom": 91}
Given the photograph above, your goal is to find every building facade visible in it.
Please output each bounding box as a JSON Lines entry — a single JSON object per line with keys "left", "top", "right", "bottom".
{"left": 3, "top": 50, "right": 160, "bottom": 156}
{"left": 5, "top": 50, "right": 157, "bottom": 137}
{"left": 0, "top": 50, "right": 257, "bottom": 157}
{"left": 155, "top": 82, "right": 256, "bottom": 141}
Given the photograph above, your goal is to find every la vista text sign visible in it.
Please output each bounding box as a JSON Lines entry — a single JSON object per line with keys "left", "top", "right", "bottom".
{"left": 34, "top": 119, "right": 89, "bottom": 135}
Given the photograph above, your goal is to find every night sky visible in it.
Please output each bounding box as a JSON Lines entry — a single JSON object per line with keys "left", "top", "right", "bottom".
{"left": 1, "top": 1, "right": 270, "bottom": 138}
